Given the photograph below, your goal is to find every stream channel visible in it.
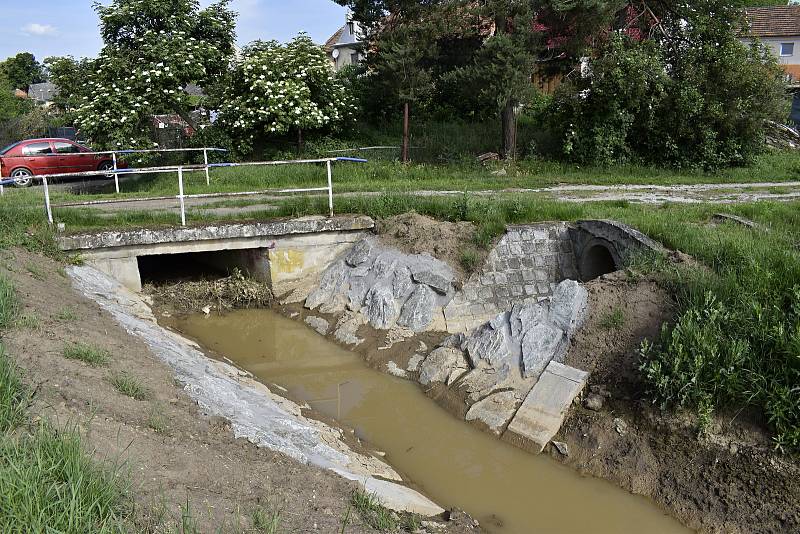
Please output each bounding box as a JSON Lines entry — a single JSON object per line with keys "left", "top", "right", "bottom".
{"left": 165, "top": 308, "right": 689, "bottom": 534}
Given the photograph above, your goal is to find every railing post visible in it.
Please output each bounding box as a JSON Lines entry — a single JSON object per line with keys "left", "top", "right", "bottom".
{"left": 112, "top": 152, "right": 120, "bottom": 193}
{"left": 0, "top": 159, "right": 4, "bottom": 196}
{"left": 43, "top": 176, "right": 53, "bottom": 224}
{"left": 326, "top": 159, "right": 334, "bottom": 218}
{"left": 178, "top": 166, "right": 186, "bottom": 226}
{"left": 203, "top": 148, "right": 210, "bottom": 186}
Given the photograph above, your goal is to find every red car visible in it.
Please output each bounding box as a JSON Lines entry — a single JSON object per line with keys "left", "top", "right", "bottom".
{"left": 0, "top": 138, "right": 127, "bottom": 187}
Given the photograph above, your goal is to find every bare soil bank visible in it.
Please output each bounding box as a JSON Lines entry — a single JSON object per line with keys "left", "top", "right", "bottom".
{"left": 0, "top": 248, "right": 456, "bottom": 533}
{"left": 278, "top": 225, "right": 800, "bottom": 534}
{"left": 557, "top": 271, "right": 800, "bottom": 534}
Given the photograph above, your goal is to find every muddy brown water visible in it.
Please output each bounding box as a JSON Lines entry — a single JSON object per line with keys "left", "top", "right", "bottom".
{"left": 166, "top": 309, "right": 688, "bottom": 534}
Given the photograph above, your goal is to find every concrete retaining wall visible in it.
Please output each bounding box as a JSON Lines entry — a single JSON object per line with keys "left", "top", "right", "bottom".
{"left": 444, "top": 223, "right": 578, "bottom": 333}
{"left": 58, "top": 216, "right": 375, "bottom": 292}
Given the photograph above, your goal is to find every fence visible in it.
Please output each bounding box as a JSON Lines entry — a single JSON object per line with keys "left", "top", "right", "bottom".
{"left": 0, "top": 146, "right": 227, "bottom": 196}
{"left": 24, "top": 156, "right": 366, "bottom": 226}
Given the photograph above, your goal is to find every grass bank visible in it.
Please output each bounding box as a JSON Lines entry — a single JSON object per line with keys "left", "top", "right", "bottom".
{"left": 0, "top": 275, "right": 131, "bottom": 531}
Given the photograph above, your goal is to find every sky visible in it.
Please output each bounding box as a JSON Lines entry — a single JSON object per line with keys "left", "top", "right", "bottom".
{"left": 0, "top": 0, "right": 347, "bottom": 63}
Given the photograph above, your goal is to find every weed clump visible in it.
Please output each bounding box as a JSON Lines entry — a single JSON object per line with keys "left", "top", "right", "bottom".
{"left": 110, "top": 372, "right": 151, "bottom": 401}
{"left": 64, "top": 343, "right": 110, "bottom": 367}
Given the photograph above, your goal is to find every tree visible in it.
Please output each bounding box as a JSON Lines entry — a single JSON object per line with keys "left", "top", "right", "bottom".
{"left": 0, "top": 78, "right": 32, "bottom": 122}
{"left": 0, "top": 53, "right": 45, "bottom": 91}
{"left": 549, "top": 0, "right": 788, "bottom": 168}
{"left": 44, "top": 56, "right": 95, "bottom": 113}
{"left": 212, "top": 35, "right": 356, "bottom": 155}
{"left": 74, "top": 0, "right": 236, "bottom": 149}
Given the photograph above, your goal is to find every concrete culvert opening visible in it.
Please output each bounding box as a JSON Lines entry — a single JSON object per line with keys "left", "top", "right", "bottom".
{"left": 137, "top": 252, "right": 233, "bottom": 285}
{"left": 578, "top": 244, "right": 618, "bottom": 282}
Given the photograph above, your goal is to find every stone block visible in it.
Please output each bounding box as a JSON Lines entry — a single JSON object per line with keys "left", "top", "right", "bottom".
{"left": 364, "top": 283, "right": 399, "bottom": 329}
{"left": 397, "top": 284, "right": 437, "bottom": 331}
{"left": 550, "top": 279, "right": 589, "bottom": 337}
{"left": 418, "top": 347, "right": 467, "bottom": 386}
{"left": 465, "top": 391, "right": 519, "bottom": 436}
{"left": 503, "top": 361, "right": 588, "bottom": 454}
{"left": 305, "top": 315, "right": 330, "bottom": 336}
{"left": 521, "top": 322, "right": 566, "bottom": 379}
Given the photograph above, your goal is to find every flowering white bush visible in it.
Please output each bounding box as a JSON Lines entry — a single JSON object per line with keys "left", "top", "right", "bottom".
{"left": 74, "top": 0, "right": 235, "bottom": 149}
{"left": 215, "top": 35, "right": 356, "bottom": 148}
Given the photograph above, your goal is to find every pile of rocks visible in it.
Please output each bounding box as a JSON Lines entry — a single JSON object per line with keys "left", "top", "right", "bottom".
{"left": 414, "top": 279, "right": 589, "bottom": 435}
{"left": 305, "top": 237, "right": 456, "bottom": 332}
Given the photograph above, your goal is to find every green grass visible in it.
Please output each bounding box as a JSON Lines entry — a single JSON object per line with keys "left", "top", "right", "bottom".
{"left": 598, "top": 308, "right": 625, "bottom": 330}
{"left": 0, "top": 275, "right": 17, "bottom": 330}
{"left": 252, "top": 506, "right": 282, "bottom": 533}
{"left": 0, "top": 422, "right": 130, "bottom": 532}
{"left": 14, "top": 313, "right": 40, "bottom": 330}
{"left": 351, "top": 489, "right": 397, "bottom": 531}
{"left": 0, "top": 348, "right": 29, "bottom": 433}
{"left": 350, "top": 489, "right": 421, "bottom": 532}
{"left": 63, "top": 342, "right": 110, "bottom": 367}
{"left": 146, "top": 405, "right": 167, "bottom": 434}
{"left": 55, "top": 306, "right": 78, "bottom": 322}
{"left": 25, "top": 263, "right": 45, "bottom": 281}
{"left": 110, "top": 372, "right": 151, "bottom": 401}
{"left": 0, "top": 277, "right": 129, "bottom": 531}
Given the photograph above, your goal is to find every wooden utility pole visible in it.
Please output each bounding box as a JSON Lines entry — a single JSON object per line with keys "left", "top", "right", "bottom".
{"left": 402, "top": 102, "right": 410, "bottom": 162}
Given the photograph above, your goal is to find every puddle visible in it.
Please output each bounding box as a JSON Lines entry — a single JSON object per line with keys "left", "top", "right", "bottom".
{"left": 166, "top": 309, "right": 688, "bottom": 534}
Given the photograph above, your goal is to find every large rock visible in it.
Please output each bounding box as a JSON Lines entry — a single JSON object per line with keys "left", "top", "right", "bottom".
{"left": 305, "top": 260, "right": 347, "bottom": 310}
{"left": 509, "top": 300, "right": 547, "bottom": 340}
{"left": 418, "top": 347, "right": 466, "bottom": 386}
{"left": 465, "top": 391, "right": 519, "bottom": 436}
{"left": 347, "top": 277, "right": 369, "bottom": 311}
{"left": 397, "top": 284, "right": 437, "bottom": 331}
{"left": 391, "top": 267, "right": 414, "bottom": 299}
{"left": 458, "top": 366, "right": 508, "bottom": 402}
{"left": 334, "top": 312, "right": 366, "bottom": 346}
{"left": 520, "top": 322, "right": 566, "bottom": 379}
{"left": 411, "top": 269, "right": 452, "bottom": 295}
{"left": 503, "top": 361, "right": 588, "bottom": 454}
{"left": 345, "top": 239, "right": 373, "bottom": 267}
{"left": 364, "top": 283, "right": 398, "bottom": 329}
{"left": 550, "top": 280, "right": 588, "bottom": 337}
{"left": 463, "top": 321, "right": 511, "bottom": 369}
{"left": 304, "top": 316, "right": 330, "bottom": 336}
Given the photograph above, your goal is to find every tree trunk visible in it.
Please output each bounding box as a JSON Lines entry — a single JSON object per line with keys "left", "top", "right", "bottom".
{"left": 297, "top": 128, "right": 303, "bottom": 156}
{"left": 401, "top": 102, "right": 410, "bottom": 163}
{"left": 501, "top": 99, "right": 517, "bottom": 161}
{"left": 174, "top": 106, "right": 198, "bottom": 132}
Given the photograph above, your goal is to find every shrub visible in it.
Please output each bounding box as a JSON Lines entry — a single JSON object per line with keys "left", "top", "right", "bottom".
{"left": 550, "top": 1, "right": 788, "bottom": 169}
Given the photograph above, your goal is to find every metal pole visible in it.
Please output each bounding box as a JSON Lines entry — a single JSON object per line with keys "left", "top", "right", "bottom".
{"left": 112, "top": 152, "right": 120, "bottom": 193}
{"left": 326, "top": 160, "right": 334, "bottom": 218}
{"left": 43, "top": 176, "right": 53, "bottom": 224}
{"left": 0, "top": 159, "right": 4, "bottom": 196}
{"left": 178, "top": 167, "right": 186, "bottom": 226}
{"left": 203, "top": 148, "right": 210, "bottom": 186}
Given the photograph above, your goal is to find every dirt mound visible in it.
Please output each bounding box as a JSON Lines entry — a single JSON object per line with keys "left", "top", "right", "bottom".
{"left": 558, "top": 270, "right": 800, "bottom": 533}
{"left": 376, "top": 213, "right": 483, "bottom": 283}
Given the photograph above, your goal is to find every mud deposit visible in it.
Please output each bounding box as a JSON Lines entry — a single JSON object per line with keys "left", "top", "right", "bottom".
{"left": 166, "top": 308, "right": 688, "bottom": 534}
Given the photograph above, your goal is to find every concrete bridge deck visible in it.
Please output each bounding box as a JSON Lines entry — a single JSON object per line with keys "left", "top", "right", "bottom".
{"left": 58, "top": 216, "right": 375, "bottom": 291}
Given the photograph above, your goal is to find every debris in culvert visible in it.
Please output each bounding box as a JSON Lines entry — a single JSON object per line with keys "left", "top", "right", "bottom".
{"left": 584, "top": 393, "right": 604, "bottom": 411}
{"left": 144, "top": 269, "right": 272, "bottom": 313}
{"left": 552, "top": 441, "right": 570, "bottom": 456}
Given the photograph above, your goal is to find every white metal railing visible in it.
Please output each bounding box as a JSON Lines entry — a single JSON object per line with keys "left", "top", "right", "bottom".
{"left": 32, "top": 156, "right": 366, "bottom": 226}
{"left": 0, "top": 146, "right": 227, "bottom": 196}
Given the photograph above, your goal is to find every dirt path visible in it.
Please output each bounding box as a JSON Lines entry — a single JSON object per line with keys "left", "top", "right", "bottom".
{"left": 44, "top": 180, "right": 800, "bottom": 221}
{"left": 0, "top": 248, "right": 475, "bottom": 533}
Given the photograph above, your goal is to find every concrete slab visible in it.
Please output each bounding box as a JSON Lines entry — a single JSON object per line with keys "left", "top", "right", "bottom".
{"left": 502, "top": 361, "right": 588, "bottom": 454}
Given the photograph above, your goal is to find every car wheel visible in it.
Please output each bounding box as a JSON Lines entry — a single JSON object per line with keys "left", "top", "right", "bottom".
{"left": 10, "top": 168, "right": 33, "bottom": 188}
{"left": 98, "top": 161, "right": 116, "bottom": 178}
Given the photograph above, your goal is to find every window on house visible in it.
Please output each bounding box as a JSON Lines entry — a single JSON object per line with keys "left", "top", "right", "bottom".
{"left": 350, "top": 52, "right": 359, "bottom": 65}
{"left": 781, "top": 43, "right": 795, "bottom": 57}
{"left": 347, "top": 21, "right": 355, "bottom": 36}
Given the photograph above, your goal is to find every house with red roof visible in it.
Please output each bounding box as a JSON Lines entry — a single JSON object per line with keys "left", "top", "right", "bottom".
{"left": 744, "top": 5, "right": 800, "bottom": 85}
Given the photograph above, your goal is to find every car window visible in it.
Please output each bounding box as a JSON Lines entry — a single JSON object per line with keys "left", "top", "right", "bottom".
{"left": 0, "top": 142, "right": 21, "bottom": 155}
{"left": 54, "top": 142, "right": 81, "bottom": 154}
{"left": 22, "top": 142, "right": 53, "bottom": 156}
